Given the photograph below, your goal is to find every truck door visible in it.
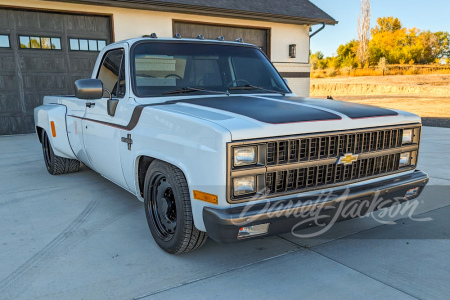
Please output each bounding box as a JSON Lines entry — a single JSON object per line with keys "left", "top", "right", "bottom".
{"left": 82, "top": 47, "right": 130, "bottom": 190}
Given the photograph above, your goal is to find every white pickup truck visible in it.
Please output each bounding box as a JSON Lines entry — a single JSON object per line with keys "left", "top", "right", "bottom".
{"left": 34, "top": 36, "right": 428, "bottom": 254}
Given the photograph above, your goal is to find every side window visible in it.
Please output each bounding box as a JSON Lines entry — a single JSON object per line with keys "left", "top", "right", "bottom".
{"left": 97, "top": 49, "right": 125, "bottom": 98}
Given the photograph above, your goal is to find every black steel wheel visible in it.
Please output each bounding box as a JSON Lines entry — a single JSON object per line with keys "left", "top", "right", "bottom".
{"left": 144, "top": 160, "right": 208, "bottom": 254}
{"left": 148, "top": 172, "right": 177, "bottom": 241}
{"left": 41, "top": 130, "right": 80, "bottom": 175}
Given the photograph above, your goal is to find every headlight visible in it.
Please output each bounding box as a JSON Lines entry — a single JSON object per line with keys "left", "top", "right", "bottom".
{"left": 402, "top": 129, "right": 413, "bottom": 144}
{"left": 399, "top": 152, "right": 411, "bottom": 167}
{"left": 233, "top": 176, "right": 256, "bottom": 196}
{"left": 234, "top": 146, "right": 257, "bottom": 167}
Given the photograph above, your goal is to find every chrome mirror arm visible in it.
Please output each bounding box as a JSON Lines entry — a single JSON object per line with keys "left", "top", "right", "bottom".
{"left": 103, "top": 88, "right": 112, "bottom": 100}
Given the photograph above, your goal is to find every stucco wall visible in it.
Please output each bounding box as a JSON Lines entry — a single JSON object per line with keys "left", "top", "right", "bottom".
{"left": 0, "top": 0, "right": 311, "bottom": 95}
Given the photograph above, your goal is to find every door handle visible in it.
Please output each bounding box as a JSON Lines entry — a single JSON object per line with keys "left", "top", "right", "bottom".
{"left": 86, "top": 102, "right": 96, "bottom": 108}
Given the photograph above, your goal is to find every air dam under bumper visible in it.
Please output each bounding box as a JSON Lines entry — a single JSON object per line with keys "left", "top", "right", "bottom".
{"left": 203, "top": 170, "right": 429, "bottom": 243}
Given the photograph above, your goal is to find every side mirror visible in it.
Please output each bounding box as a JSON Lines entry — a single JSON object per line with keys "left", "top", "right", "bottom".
{"left": 283, "top": 78, "right": 289, "bottom": 85}
{"left": 74, "top": 79, "right": 103, "bottom": 100}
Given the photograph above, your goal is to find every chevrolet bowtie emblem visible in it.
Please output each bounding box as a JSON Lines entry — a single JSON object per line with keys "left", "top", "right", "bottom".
{"left": 337, "top": 153, "right": 359, "bottom": 165}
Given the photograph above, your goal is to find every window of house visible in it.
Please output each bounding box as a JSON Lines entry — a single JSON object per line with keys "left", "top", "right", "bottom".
{"left": 97, "top": 48, "right": 126, "bottom": 98}
{"left": 69, "top": 38, "right": 107, "bottom": 52}
{"left": 19, "top": 36, "right": 61, "bottom": 49}
{"left": 0, "top": 35, "right": 10, "bottom": 48}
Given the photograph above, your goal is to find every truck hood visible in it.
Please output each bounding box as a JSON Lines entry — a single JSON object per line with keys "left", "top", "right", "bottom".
{"left": 148, "top": 95, "right": 421, "bottom": 141}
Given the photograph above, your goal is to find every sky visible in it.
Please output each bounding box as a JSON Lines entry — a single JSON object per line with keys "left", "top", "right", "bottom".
{"left": 310, "top": 0, "right": 450, "bottom": 57}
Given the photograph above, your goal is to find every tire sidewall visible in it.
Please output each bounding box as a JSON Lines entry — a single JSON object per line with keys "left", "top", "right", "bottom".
{"left": 41, "top": 131, "right": 55, "bottom": 173}
{"left": 144, "top": 161, "right": 190, "bottom": 253}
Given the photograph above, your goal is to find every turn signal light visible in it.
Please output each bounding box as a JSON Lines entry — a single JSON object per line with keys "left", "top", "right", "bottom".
{"left": 50, "top": 121, "right": 56, "bottom": 137}
{"left": 193, "top": 190, "right": 218, "bottom": 205}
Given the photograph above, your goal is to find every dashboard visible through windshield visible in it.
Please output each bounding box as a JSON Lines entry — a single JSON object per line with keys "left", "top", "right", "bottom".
{"left": 132, "top": 42, "right": 290, "bottom": 97}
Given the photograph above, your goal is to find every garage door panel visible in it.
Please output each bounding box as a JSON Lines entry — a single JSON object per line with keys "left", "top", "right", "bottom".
{"left": 0, "top": 94, "right": 21, "bottom": 115}
{"left": 14, "top": 11, "right": 64, "bottom": 32}
{"left": 0, "top": 10, "right": 11, "bottom": 28}
{"left": 18, "top": 55, "right": 67, "bottom": 72}
{"left": 24, "top": 114, "right": 35, "bottom": 133}
{"left": 22, "top": 74, "right": 68, "bottom": 92}
{"left": 173, "top": 22, "right": 268, "bottom": 54}
{"left": 66, "top": 15, "right": 110, "bottom": 35}
{"left": 0, "top": 116, "right": 24, "bottom": 135}
{"left": 0, "top": 54, "right": 15, "bottom": 71}
{"left": 23, "top": 94, "right": 43, "bottom": 114}
{"left": 0, "top": 75, "right": 20, "bottom": 92}
{"left": 68, "top": 55, "right": 99, "bottom": 73}
{"left": 0, "top": 8, "right": 111, "bottom": 134}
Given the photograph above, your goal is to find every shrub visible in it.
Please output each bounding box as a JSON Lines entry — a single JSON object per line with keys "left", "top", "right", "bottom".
{"left": 311, "top": 72, "right": 324, "bottom": 79}
{"left": 326, "top": 68, "right": 338, "bottom": 77}
{"left": 405, "top": 67, "right": 419, "bottom": 75}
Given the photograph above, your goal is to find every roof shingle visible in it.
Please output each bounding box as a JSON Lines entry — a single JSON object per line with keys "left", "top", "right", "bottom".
{"left": 57, "top": 0, "right": 337, "bottom": 25}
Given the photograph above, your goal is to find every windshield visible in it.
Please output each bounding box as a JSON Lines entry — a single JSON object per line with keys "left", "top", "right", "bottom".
{"left": 132, "top": 42, "right": 290, "bottom": 97}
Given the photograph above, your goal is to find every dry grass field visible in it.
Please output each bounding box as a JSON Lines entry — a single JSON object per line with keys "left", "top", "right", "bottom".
{"left": 310, "top": 74, "right": 450, "bottom": 125}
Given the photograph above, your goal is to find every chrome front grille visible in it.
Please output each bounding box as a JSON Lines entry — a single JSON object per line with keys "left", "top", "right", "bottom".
{"left": 265, "top": 153, "right": 401, "bottom": 194}
{"left": 266, "top": 128, "right": 404, "bottom": 165}
{"left": 227, "top": 125, "right": 421, "bottom": 203}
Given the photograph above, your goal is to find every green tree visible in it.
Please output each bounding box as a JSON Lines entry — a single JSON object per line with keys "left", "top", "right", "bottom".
{"left": 430, "top": 31, "right": 450, "bottom": 59}
{"left": 310, "top": 51, "right": 325, "bottom": 70}
{"left": 337, "top": 40, "right": 359, "bottom": 67}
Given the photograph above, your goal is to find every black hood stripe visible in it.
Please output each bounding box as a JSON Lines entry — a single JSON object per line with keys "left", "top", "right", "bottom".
{"left": 263, "top": 96, "right": 399, "bottom": 119}
{"left": 172, "top": 96, "right": 342, "bottom": 124}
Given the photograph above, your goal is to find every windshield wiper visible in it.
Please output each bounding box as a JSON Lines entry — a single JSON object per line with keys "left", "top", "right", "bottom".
{"left": 228, "top": 84, "right": 286, "bottom": 96}
{"left": 162, "top": 87, "right": 228, "bottom": 95}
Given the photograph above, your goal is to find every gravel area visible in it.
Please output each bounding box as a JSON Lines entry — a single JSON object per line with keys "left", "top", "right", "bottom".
{"left": 310, "top": 75, "right": 450, "bottom": 125}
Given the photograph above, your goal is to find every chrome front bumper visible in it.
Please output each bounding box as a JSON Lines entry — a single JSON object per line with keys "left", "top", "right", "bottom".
{"left": 204, "top": 170, "right": 429, "bottom": 243}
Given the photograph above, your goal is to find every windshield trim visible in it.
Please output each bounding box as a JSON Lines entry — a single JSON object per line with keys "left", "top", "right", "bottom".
{"left": 129, "top": 40, "right": 292, "bottom": 98}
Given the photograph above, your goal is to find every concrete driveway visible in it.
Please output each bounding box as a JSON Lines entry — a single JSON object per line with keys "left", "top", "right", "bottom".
{"left": 0, "top": 127, "right": 449, "bottom": 299}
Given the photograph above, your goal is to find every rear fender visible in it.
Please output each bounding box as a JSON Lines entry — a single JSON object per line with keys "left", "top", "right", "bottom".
{"left": 34, "top": 104, "right": 76, "bottom": 159}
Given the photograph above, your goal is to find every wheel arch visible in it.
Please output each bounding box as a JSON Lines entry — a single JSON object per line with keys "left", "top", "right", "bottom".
{"left": 34, "top": 104, "right": 76, "bottom": 159}
{"left": 36, "top": 126, "right": 44, "bottom": 144}
{"left": 135, "top": 155, "right": 192, "bottom": 201}
{"left": 136, "top": 155, "right": 155, "bottom": 199}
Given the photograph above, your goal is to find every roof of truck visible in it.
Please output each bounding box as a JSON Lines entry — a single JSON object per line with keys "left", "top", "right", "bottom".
{"left": 111, "top": 36, "right": 260, "bottom": 48}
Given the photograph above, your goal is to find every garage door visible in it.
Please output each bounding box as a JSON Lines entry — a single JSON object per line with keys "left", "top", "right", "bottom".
{"left": 173, "top": 21, "right": 269, "bottom": 55}
{"left": 0, "top": 8, "right": 111, "bottom": 135}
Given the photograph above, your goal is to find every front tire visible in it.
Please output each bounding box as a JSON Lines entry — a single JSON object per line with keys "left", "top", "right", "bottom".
{"left": 41, "top": 131, "right": 80, "bottom": 175}
{"left": 144, "top": 160, "right": 208, "bottom": 254}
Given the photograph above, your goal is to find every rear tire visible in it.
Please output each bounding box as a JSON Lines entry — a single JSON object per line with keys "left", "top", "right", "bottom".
{"left": 144, "top": 160, "right": 208, "bottom": 254}
{"left": 41, "top": 130, "right": 80, "bottom": 175}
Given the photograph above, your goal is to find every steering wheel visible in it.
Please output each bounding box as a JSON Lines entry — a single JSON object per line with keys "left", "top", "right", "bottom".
{"left": 165, "top": 74, "right": 182, "bottom": 80}
{"left": 227, "top": 79, "right": 251, "bottom": 87}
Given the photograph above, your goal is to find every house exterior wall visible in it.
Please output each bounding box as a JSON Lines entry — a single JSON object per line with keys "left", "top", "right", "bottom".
{"left": 0, "top": 0, "right": 312, "bottom": 96}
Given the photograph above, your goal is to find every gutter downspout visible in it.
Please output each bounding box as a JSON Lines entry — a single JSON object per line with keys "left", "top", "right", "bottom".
{"left": 308, "top": 22, "right": 326, "bottom": 64}
{"left": 309, "top": 22, "right": 326, "bottom": 38}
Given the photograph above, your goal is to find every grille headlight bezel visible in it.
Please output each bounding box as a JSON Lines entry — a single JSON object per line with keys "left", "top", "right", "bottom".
{"left": 233, "top": 176, "right": 256, "bottom": 196}
{"left": 399, "top": 152, "right": 411, "bottom": 167}
{"left": 402, "top": 129, "right": 413, "bottom": 144}
{"left": 233, "top": 146, "right": 257, "bottom": 167}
